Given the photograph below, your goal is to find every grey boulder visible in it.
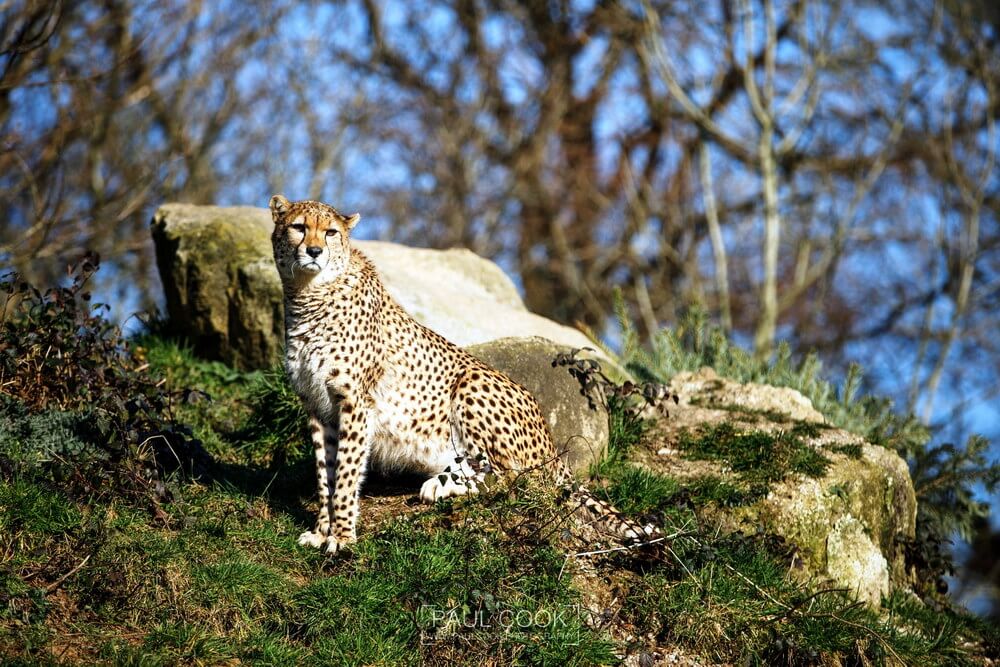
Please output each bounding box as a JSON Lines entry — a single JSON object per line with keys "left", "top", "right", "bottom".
{"left": 466, "top": 337, "right": 609, "bottom": 477}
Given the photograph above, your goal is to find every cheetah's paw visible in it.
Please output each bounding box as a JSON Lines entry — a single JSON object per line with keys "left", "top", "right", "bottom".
{"left": 322, "top": 534, "right": 352, "bottom": 554}
{"left": 297, "top": 530, "right": 326, "bottom": 549}
{"left": 420, "top": 472, "right": 478, "bottom": 503}
{"left": 298, "top": 530, "right": 354, "bottom": 554}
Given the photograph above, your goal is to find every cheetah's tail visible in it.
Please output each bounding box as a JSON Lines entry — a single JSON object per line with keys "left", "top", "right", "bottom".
{"left": 566, "top": 485, "right": 663, "bottom": 546}
{"left": 550, "top": 461, "right": 662, "bottom": 546}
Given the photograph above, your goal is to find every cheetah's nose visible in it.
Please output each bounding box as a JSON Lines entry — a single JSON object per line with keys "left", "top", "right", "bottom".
{"left": 305, "top": 246, "right": 323, "bottom": 258}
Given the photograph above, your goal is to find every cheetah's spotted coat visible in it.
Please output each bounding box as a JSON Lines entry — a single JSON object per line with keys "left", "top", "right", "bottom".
{"left": 269, "top": 195, "right": 655, "bottom": 553}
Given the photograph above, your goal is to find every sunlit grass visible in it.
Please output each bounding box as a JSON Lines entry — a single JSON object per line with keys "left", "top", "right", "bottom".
{"left": 1, "top": 333, "right": 994, "bottom": 666}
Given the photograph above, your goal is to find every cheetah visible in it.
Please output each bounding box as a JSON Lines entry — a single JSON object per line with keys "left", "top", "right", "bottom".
{"left": 269, "top": 194, "right": 657, "bottom": 553}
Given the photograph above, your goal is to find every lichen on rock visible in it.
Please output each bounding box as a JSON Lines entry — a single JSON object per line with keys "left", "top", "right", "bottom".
{"left": 826, "top": 515, "right": 890, "bottom": 606}
{"left": 644, "top": 368, "right": 918, "bottom": 607}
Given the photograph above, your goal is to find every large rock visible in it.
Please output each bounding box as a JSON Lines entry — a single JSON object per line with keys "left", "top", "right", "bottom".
{"left": 151, "top": 203, "right": 607, "bottom": 371}
{"left": 744, "top": 438, "right": 915, "bottom": 606}
{"left": 151, "top": 205, "right": 283, "bottom": 370}
{"left": 648, "top": 368, "right": 917, "bottom": 607}
{"left": 467, "top": 337, "right": 609, "bottom": 476}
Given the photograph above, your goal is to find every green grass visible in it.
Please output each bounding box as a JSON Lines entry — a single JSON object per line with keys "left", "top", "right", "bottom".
{"left": 606, "top": 396, "right": 648, "bottom": 459}
{"left": 0, "top": 339, "right": 621, "bottom": 665}
{"left": 681, "top": 475, "right": 752, "bottom": 507}
{"left": 623, "top": 526, "right": 992, "bottom": 666}
{"left": 137, "top": 335, "right": 306, "bottom": 466}
{"left": 136, "top": 334, "right": 260, "bottom": 460}
{"left": 676, "top": 422, "right": 832, "bottom": 502}
{"left": 0, "top": 470, "right": 617, "bottom": 665}
{"left": 2, "top": 333, "right": 995, "bottom": 665}
{"left": 831, "top": 443, "right": 864, "bottom": 459}
{"left": 598, "top": 466, "right": 680, "bottom": 515}
{"left": 597, "top": 464, "right": 753, "bottom": 515}
{"left": 239, "top": 366, "right": 309, "bottom": 465}
{"left": 0, "top": 478, "right": 82, "bottom": 535}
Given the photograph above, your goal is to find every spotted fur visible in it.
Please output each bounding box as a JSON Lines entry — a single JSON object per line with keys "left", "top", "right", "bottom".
{"left": 269, "top": 194, "right": 657, "bottom": 553}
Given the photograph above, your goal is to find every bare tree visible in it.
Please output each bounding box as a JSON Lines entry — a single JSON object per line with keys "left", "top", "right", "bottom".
{"left": 1, "top": 0, "right": 998, "bottom": 454}
{"left": 0, "top": 0, "right": 293, "bottom": 296}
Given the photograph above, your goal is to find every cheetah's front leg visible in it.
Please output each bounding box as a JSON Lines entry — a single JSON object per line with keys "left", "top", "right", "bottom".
{"left": 323, "top": 400, "right": 370, "bottom": 553}
{"left": 298, "top": 413, "right": 338, "bottom": 549}
{"left": 298, "top": 403, "right": 370, "bottom": 553}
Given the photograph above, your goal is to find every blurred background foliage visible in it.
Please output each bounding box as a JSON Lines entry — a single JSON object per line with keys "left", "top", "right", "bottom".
{"left": 1, "top": 0, "right": 999, "bottom": 613}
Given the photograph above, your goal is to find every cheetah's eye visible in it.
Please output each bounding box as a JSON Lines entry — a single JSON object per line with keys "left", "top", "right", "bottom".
{"left": 325, "top": 229, "right": 339, "bottom": 237}
{"left": 290, "top": 224, "right": 306, "bottom": 233}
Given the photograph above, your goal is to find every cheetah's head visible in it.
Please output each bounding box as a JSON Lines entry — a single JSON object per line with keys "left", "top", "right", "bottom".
{"left": 269, "top": 194, "right": 360, "bottom": 284}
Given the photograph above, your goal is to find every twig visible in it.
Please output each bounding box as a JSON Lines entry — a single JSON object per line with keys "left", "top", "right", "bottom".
{"left": 558, "top": 524, "right": 695, "bottom": 580}
{"left": 666, "top": 544, "right": 699, "bottom": 583}
{"left": 45, "top": 554, "right": 91, "bottom": 594}
{"left": 261, "top": 466, "right": 283, "bottom": 498}
{"left": 831, "top": 612, "right": 906, "bottom": 665}
{"left": 724, "top": 562, "right": 786, "bottom": 608}
{"left": 764, "top": 587, "right": 851, "bottom": 624}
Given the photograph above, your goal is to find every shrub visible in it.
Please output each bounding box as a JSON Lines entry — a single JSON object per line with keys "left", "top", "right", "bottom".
{"left": 0, "top": 254, "right": 210, "bottom": 496}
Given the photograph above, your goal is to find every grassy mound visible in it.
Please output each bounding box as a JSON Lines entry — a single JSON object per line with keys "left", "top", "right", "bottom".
{"left": 1, "top": 265, "right": 996, "bottom": 665}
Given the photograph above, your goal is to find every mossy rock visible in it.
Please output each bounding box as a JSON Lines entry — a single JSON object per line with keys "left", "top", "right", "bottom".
{"left": 152, "top": 204, "right": 281, "bottom": 370}
{"left": 731, "top": 437, "right": 915, "bottom": 606}
{"left": 647, "top": 369, "right": 917, "bottom": 607}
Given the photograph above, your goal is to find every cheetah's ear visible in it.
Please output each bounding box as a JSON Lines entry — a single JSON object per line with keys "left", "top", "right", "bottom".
{"left": 344, "top": 213, "right": 361, "bottom": 232}
{"left": 269, "top": 194, "right": 291, "bottom": 219}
